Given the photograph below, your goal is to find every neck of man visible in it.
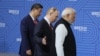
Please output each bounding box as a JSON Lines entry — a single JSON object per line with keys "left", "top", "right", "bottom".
{"left": 30, "top": 11, "right": 37, "bottom": 19}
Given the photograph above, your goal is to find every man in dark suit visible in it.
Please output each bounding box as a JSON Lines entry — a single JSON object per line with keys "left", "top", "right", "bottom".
{"left": 50, "top": 8, "right": 76, "bottom": 56}
{"left": 19, "top": 3, "right": 43, "bottom": 56}
{"left": 34, "top": 7, "right": 59, "bottom": 56}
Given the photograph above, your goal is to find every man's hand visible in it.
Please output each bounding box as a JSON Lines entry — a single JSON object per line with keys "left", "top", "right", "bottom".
{"left": 26, "top": 49, "right": 32, "bottom": 56}
{"left": 42, "top": 36, "right": 46, "bottom": 45}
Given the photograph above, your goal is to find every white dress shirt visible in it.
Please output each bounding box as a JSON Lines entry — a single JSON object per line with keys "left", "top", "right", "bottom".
{"left": 44, "top": 17, "right": 50, "bottom": 26}
{"left": 55, "top": 24, "right": 68, "bottom": 56}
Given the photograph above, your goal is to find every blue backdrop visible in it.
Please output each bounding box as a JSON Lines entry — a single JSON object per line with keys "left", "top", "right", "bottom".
{"left": 0, "top": 0, "right": 100, "bottom": 56}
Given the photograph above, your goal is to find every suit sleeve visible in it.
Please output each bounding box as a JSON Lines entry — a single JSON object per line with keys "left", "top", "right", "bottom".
{"left": 34, "top": 23, "right": 44, "bottom": 45}
{"left": 20, "top": 20, "right": 30, "bottom": 51}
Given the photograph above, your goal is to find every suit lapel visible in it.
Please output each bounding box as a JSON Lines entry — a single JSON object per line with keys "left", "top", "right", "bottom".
{"left": 43, "top": 19, "right": 53, "bottom": 30}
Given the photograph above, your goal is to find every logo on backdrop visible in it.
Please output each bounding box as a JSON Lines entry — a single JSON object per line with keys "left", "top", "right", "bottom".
{"left": 8, "top": 9, "right": 19, "bottom": 15}
{"left": 74, "top": 26, "right": 87, "bottom": 32}
{"left": 27, "top": 0, "right": 35, "bottom": 1}
{"left": 91, "top": 11, "right": 100, "bottom": 17}
{"left": 0, "top": 22, "right": 6, "bottom": 28}
{"left": 68, "top": 0, "right": 77, "bottom": 2}
{"left": 16, "top": 37, "right": 21, "bottom": 42}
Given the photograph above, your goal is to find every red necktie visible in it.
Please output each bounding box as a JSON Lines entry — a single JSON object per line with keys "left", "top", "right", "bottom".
{"left": 34, "top": 20, "right": 38, "bottom": 24}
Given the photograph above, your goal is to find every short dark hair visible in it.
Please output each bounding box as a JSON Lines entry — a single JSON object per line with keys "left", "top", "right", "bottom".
{"left": 31, "top": 3, "right": 43, "bottom": 10}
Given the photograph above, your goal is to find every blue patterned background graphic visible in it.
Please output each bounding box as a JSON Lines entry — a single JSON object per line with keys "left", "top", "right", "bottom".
{"left": 0, "top": 0, "right": 100, "bottom": 56}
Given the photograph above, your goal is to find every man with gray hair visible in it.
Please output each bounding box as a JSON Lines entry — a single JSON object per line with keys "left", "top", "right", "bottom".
{"left": 50, "top": 7, "right": 76, "bottom": 56}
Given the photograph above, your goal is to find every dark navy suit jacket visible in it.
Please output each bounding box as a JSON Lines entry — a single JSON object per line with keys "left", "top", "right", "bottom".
{"left": 34, "top": 19, "right": 52, "bottom": 56}
{"left": 19, "top": 15, "right": 37, "bottom": 56}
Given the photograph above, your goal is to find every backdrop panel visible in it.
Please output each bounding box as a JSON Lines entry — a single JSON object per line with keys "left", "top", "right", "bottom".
{"left": 0, "top": 0, "right": 100, "bottom": 56}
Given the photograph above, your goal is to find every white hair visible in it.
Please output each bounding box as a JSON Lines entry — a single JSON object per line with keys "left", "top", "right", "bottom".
{"left": 61, "top": 8, "right": 76, "bottom": 17}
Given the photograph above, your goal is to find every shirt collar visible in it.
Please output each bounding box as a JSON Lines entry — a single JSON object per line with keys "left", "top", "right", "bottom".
{"left": 29, "top": 13, "right": 35, "bottom": 21}
{"left": 44, "top": 17, "right": 50, "bottom": 26}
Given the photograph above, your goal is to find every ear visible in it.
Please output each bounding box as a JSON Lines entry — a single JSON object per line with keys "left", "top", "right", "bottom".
{"left": 50, "top": 12, "right": 53, "bottom": 16}
{"left": 66, "top": 14, "right": 70, "bottom": 18}
{"left": 50, "top": 13, "right": 52, "bottom": 15}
